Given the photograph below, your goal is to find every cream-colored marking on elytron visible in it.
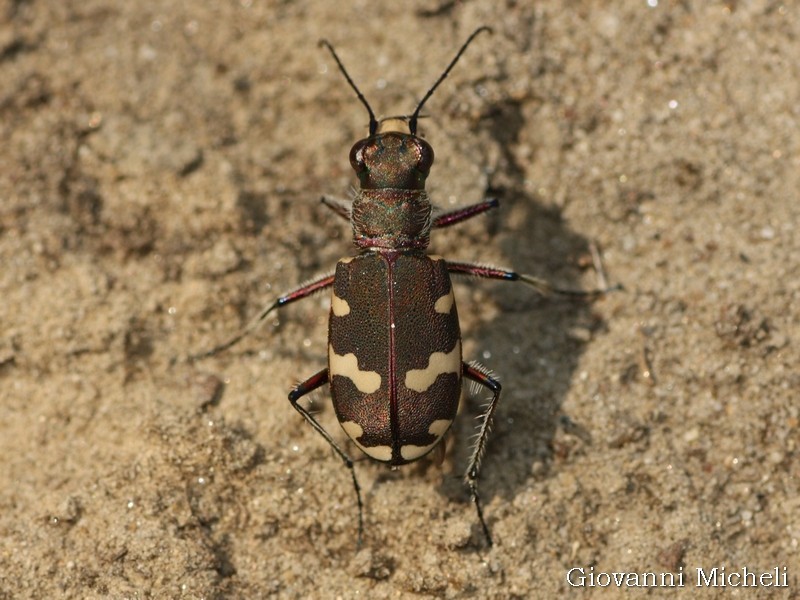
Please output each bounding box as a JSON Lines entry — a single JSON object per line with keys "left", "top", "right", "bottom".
{"left": 339, "top": 256, "right": 355, "bottom": 264}
{"left": 433, "top": 289, "right": 454, "bottom": 314}
{"left": 428, "top": 254, "right": 444, "bottom": 261}
{"left": 404, "top": 340, "right": 461, "bottom": 393}
{"left": 331, "top": 292, "right": 351, "bottom": 316}
{"left": 341, "top": 421, "right": 392, "bottom": 461}
{"left": 329, "top": 346, "right": 381, "bottom": 393}
{"left": 400, "top": 419, "right": 453, "bottom": 461}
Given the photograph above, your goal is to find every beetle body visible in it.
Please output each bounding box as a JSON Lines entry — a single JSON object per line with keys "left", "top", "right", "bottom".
{"left": 190, "top": 27, "right": 611, "bottom": 546}
{"left": 329, "top": 251, "right": 461, "bottom": 465}
{"left": 326, "top": 119, "right": 464, "bottom": 465}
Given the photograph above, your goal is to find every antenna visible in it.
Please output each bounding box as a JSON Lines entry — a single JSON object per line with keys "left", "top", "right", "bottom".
{"left": 321, "top": 26, "right": 491, "bottom": 138}
{"left": 319, "top": 40, "right": 379, "bottom": 136}
{"left": 409, "top": 26, "right": 492, "bottom": 135}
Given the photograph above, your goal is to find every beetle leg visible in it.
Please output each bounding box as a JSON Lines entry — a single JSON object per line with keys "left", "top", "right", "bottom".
{"left": 462, "top": 361, "right": 502, "bottom": 547}
{"left": 289, "top": 367, "right": 364, "bottom": 545}
{"left": 447, "top": 261, "right": 620, "bottom": 297}
{"left": 188, "top": 272, "right": 335, "bottom": 361}
{"left": 320, "top": 195, "right": 352, "bottom": 221}
{"left": 432, "top": 198, "right": 498, "bottom": 229}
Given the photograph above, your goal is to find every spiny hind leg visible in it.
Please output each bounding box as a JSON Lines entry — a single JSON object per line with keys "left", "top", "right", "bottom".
{"left": 462, "top": 361, "right": 502, "bottom": 547}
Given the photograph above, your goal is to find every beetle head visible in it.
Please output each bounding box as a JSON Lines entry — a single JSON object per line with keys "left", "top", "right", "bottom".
{"left": 349, "top": 119, "right": 434, "bottom": 190}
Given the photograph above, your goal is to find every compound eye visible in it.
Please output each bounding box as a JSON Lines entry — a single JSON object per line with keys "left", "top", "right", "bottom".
{"left": 414, "top": 138, "right": 434, "bottom": 175}
{"left": 349, "top": 139, "right": 370, "bottom": 174}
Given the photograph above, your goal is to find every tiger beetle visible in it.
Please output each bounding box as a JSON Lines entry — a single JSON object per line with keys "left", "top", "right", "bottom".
{"left": 191, "top": 26, "right": 615, "bottom": 547}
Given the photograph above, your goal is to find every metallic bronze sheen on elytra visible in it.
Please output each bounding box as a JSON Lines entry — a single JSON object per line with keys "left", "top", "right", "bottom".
{"left": 329, "top": 252, "right": 460, "bottom": 465}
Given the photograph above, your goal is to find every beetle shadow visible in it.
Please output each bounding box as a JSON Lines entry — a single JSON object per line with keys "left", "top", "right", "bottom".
{"left": 437, "top": 99, "right": 610, "bottom": 525}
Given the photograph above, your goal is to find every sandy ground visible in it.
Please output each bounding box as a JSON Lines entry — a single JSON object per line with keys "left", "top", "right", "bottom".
{"left": 1, "top": 1, "right": 798, "bottom": 598}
